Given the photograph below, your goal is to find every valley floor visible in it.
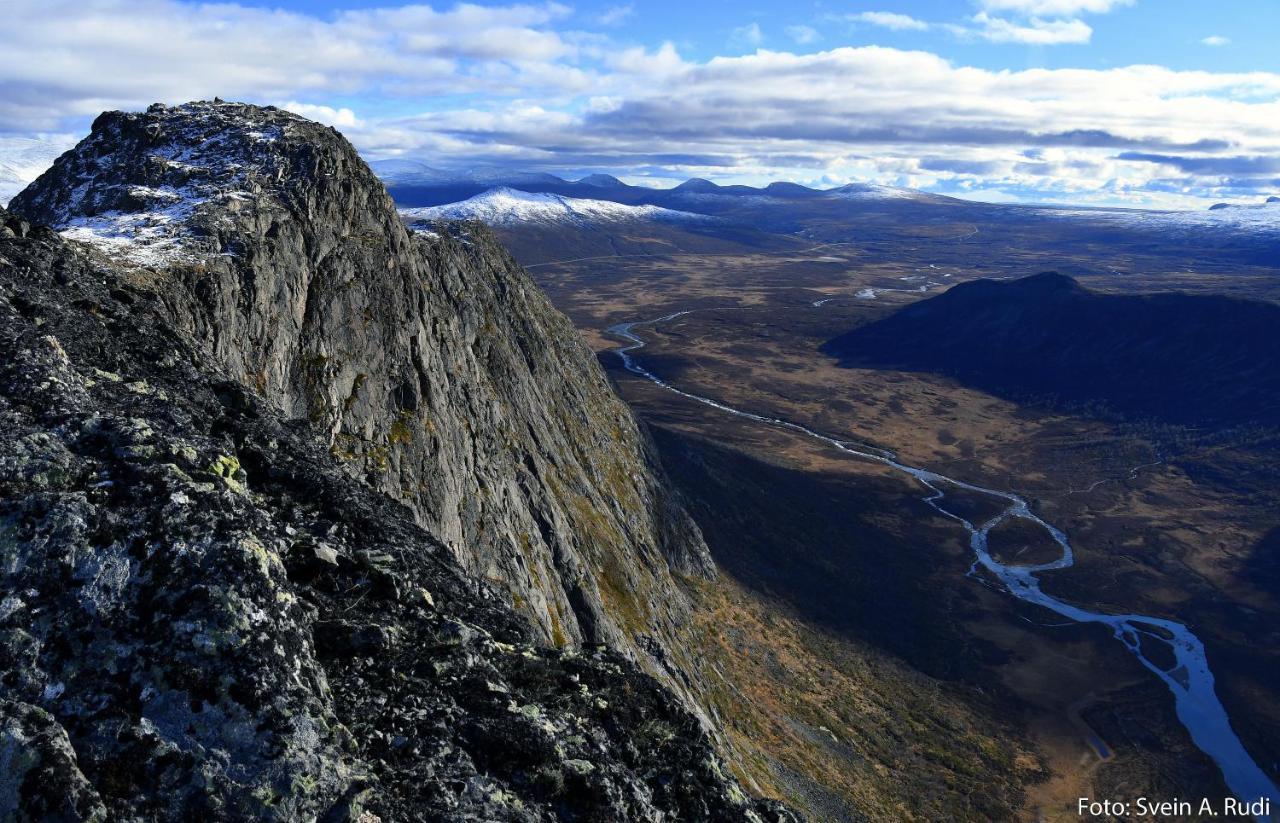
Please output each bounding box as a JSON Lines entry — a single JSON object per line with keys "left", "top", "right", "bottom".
{"left": 520, "top": 235, "right": 1280, "bottom": 820}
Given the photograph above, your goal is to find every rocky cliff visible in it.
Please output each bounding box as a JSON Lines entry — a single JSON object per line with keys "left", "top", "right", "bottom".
{"left": 10, "top": 101, "right": 712, "bottom": 694}
{"left": 0, "top": 195, "right": 790, "bottom": 818}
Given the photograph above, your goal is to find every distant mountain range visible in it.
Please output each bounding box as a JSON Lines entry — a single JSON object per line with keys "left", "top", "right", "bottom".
{"left": 5, "top": 138, "right": 1277, "bottom": 228}
{"left": 1040, "top": 198, "right": 1280, "bottom": 239}
{"left": 368, "top": 158, "right": 947, "bottom": 211}
{"left": 368, "top": 163, "right": 1280, "bottom": 261}
{"left": 5, "top": 137, "right": 1279, "bottom": 259}
{"left": 823, "top": 272, "right": 1280, "bottom": 429}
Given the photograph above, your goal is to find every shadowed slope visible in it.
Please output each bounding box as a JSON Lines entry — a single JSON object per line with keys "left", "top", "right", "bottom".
{"left": 823, "top": 272, "right": 1280, "bottom": 429}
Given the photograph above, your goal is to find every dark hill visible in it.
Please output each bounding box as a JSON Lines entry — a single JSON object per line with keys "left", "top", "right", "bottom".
{"left": 577, "top": 173, "right": 625, "bottom": 187}
{"left": 822, "top": 272, "right": 1280, "bottom": 428}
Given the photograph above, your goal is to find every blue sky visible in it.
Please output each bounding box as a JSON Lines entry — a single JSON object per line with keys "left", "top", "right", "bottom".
{"left": 240, "top": 0, "right": 1277, "bottom": 73}
{"left": 2, "top": 0, "right": 1278, "bottom": 207}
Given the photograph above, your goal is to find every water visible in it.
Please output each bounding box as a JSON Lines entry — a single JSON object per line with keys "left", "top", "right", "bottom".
{"left": 608, "top": 311, "right": 1278, "bottom": 818}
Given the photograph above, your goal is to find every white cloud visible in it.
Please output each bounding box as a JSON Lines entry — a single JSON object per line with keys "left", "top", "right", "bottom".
{"left": 963, "top": 0, "right": 1130, "bottom": 47}
{"left": 731, "top": 22, "right": 765, "bottom": 48}
{"left": 426, "top": 46, "right": 1278, "bottom": 204}
{"left": 597, "top": 5, "right": 634, "bottom": 27}
{"left": 606, "top": 41, "right": 685, "bottom": 77}
{"left": 281, "top": 102, "right": 361, "bottom": 128}
{"left": 0, "top": 0, "right": 583, "bottom": 130}
{"left": 786, "top": 25, "right": 821, "bottom": 44}
{"left": 852, "top": 11, "right": 931, "bottom": 31}
{"left": 0, "top": 1, "right": 1276, "bottom": 206}
{"left": 850, "top": 8, "right": 1098, "bottom": 46}
{"left": 1202, "top": 35, "right": 1231, "bottom": 47}
{"left": 976, "top": 0, "right": 1133, "bottom": 14}
{"left": 969, "top": 12, "right": 1093, "bottom": 43}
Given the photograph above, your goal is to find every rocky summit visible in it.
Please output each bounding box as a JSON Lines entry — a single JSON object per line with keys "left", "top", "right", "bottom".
{"left": 0, "top": 104, "right": 791, "bottom": 820}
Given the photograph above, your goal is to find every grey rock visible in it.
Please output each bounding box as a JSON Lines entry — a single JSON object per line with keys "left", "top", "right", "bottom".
{"left": 0, "top": 700, "right": 107, "bottom": 822}
{"left": 0, "top": 100, "right": 795, "bottom": 821}
{"left": 11, "top": 102, "right": 713, "bottom": 687}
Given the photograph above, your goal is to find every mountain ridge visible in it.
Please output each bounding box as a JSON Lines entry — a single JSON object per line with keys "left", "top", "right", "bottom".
{"left": 11, "top": 100, "right": 723, "bottom": 733}
{"left": 378, "top": 167, "right": 950, "bottom": 210}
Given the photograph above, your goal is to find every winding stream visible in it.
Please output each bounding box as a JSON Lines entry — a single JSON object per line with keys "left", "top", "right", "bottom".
{"left": 608, "top": 309, "right": 1278, "bottom": 816}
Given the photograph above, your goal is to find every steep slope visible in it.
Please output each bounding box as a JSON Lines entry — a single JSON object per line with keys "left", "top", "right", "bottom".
{"left": 822, "top": 272, "right": 1280, "bottom": 428}
{"left": 0, "top": 207, "right": 790, "bottom": 821}
{"left": 10, "top": 99, "right": 711, "bottom": 660}
{"left": 10, "top": 102, "right": 712, "bottom": 700}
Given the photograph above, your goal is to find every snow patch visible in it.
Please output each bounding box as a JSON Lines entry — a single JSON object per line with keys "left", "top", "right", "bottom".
{"left": 60, "top": 200, "right": 196, "bottom": 267}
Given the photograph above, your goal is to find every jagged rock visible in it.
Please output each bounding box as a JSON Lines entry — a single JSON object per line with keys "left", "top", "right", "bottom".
{"left": 11, "top": 102, "right": 713, "bottom": 689}
{"left": 0, "top": 205, "right": 794, "bottom": 820}
{"left": 0, "top": 700, "right": 107, "bottom": 822}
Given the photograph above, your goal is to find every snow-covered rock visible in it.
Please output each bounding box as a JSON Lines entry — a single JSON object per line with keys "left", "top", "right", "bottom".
{"left": 9, "top": 101, "right": 300, "bottom": 267}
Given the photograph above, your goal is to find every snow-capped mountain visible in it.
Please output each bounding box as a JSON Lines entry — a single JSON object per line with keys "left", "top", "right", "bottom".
{"left": 400, "top": 186, "right": 709, "bottom": 227}
{"left": 365, "top": 157, "right": 448, "bottom": 184}
{"left": 0, "top": 137, "right": 71, "bottom": 205}
{"left": 828, "top": 182, "right": 949, "bottom": 202}
{"left": 1039, "top": 197, "right": 1280, "bottom": 237}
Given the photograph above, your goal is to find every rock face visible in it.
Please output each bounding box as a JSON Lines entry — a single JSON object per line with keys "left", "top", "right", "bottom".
{"left": 11, "top": 102, "right": 713, "bottom": 686}
{"left": 0, "top": 206, "right": 791, "bottom": 818}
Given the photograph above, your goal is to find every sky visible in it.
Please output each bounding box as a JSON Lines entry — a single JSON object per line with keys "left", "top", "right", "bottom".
{"left": 2, "top": 0, "right": 1278, "bottom": 208}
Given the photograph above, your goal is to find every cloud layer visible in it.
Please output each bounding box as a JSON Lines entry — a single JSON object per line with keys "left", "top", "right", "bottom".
{"left": 2, "top": 0, "right": 1276, "bottom": 207}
